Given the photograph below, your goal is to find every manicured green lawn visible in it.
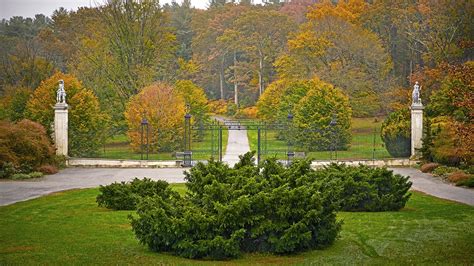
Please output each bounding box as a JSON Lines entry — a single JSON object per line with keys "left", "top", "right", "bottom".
{"left": 95, "top": 128, "right": 228, "bottom": 161}
{"left": 1, "top": 186, "right": 473, "bottom": 264}
{"left": 248, "top": 117, "right": 392, "bottom": 160}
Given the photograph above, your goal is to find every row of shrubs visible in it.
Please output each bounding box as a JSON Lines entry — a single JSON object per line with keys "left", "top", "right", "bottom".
{"left": 420, "top": 163, "right": 474, "bottom": 187}
{"left": 97, "top": 152, "right": 412, "bottom": 260}
{"left": 0, "top": 119, "right": 63, "bottom": 179}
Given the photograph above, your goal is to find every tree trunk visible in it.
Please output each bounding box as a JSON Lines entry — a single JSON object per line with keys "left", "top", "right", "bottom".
{"left": 258, "top": 53, "right": 263, "bottom": 96}
{"left": 234, "top": 52, "right": 238, "bottom": 106}
{"left": 220, "top": 55, "right": 225, "bottom": 100}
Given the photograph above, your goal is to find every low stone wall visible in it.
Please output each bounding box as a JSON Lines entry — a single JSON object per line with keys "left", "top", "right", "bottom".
{"left": 310, "top": 159, "right": 416, "bottom": 168}
{"left": 68, "top": 158, "right": 182, "bottom": 168}
{"left": 68, "top": 158, "right": 416, "bottom": 168}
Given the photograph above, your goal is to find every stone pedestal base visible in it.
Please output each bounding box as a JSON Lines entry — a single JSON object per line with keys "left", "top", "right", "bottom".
{"left": 411, "top": 103, "right": 424, "bottom": 158}
{"left": 54, "top": 103, "right": 68, "bottom": 156}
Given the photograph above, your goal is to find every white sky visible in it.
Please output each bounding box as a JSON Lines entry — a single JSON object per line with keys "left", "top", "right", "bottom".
{"left": 0, "top": 0, "right": 255, "bottom": 19}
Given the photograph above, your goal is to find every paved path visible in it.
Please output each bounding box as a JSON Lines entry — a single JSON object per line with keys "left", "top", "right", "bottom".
{"left": 222, "top": 128, "right": 251, "bottom": 167}
{"left": 213, "top": 116, "right": 251, "bottom": 167}
{"left": 0, "top": 168, "right": 185, "bottom": 206}
{"left": 390, "top": 168, "right": 474, "bottom": 206}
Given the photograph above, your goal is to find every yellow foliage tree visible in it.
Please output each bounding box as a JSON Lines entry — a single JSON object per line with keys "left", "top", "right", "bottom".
{"left": 256, "top": 79, "right": 291, "bottom": 121}
{"left": 125, "top": 83, "right": 185, "bottom": 152}
{"left": 26, "top": 72, "right": 108, "bottom": 156}
{"left": 307, "top": 0, "right": 366, "bottom": 24}
{"left": 175, "top": 80, "right": 209, "bottom": 123}
{"left": 278, "top": 0, "right": 392, "bottom": 117}
{"left": 293, "top": 79, "right": 352, "bottom": 150}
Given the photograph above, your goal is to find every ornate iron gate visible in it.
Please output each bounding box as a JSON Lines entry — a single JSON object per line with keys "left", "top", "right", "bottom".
{"left": 180, "top": 113, "right": 297, "bottom": 167}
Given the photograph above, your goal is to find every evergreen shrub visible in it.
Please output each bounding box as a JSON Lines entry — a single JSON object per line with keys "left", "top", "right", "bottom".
{"left": 96, "top": 178, "right": 176, "bottom": 210}
{"left": 130, "top": 153, "right": 342, "bottom": 259}
{"left": 28, "top": 171, "right": 44, "bottom": 178}
{"left": 293, "top": 79, "right": 352, "bottom": 150}
{"left": 315, "top": 164, "right": 412, "bottom": 212}
{"left": 0, "top": 162, "right": 16, "bottom": 179}
{"left": 456, "top": 177, "right": 474, "bottom": 187}
{"left": 101, "top": 153, "right": 412, "bottom": 260}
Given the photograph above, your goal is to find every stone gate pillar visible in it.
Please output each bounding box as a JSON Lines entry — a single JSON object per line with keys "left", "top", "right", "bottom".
{"left": 411, "top": 82, "right": 424, "bottom": 158}
{"left": 54, "top": 80, "right": 68, "bottom": 156}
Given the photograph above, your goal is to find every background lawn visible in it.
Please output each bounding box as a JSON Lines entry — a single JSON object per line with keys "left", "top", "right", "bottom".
{"left": 0, "top": 186, "right": 473, "bottom": 265}
{"left": 94, "top": 127, "right": 228, "bottom": 161}
{"left": 248, "top": 117, "right": 392, "bottom": 161}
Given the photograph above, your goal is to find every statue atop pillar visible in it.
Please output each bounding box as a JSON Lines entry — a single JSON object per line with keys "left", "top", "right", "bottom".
{"left": 410, "top": 81, "right": 424, "bottom": 158}
{"left": 54, "top": 79, "right": 69, "bottom": 156}
{"left": 56, "top": 80, "right": 67, "bottom": 104}
{"left": 412, "top": 81, "right": 421, "bottom": 105}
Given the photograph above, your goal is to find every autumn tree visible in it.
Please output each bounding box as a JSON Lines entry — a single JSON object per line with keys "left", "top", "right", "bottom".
{"left": 36, "top": 7, "right": 105, "bottom": 75}
{"left": 26, "top": 72, "right": 108, "bottom": 157}
{"left": 0, "top": 86, "right": 32, "bottom": 122}
{"left": 279, "top": 0, "right": 316, "bottom": 24}
{"left": 362, "top": 0, "right": 473, "bottom": 85}
{"left": 175, "top": 79, "right": 209, "bottom": 124}
{"left": 278, "top": 0, "right": 394, "bottom": 117}
{"left": 66, "top": 0, "right": 177, "bottom": 135}
{"left": 231, "top": 9, "right": 295, "bottom": 97}
{"left": 218, "top": 26, "right": 243, "bottom": 106}
{"left": 400, "top": 0, "right": 473, "bottom": 67}
{"left": 293, "top": 79, "right": 352, "bottom": 150}
{"left": 125, "top": 83, "right": 185, "bottom": 152}
{"left": 425, "top": 62, "right": 473, "bottom": 165}
{"left": 192, "top": 4, "right": 251, "bottom": 100}
{"left": 257, "top": 78, "right": 352, "bottom": 150}
{"left": 256, "top": 79, "right": 290, "bottom": 121}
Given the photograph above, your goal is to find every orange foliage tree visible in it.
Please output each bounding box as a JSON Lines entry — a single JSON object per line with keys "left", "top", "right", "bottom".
{"left": 125, "top": 83, "right": 185, "bottom": 152}
{"left": 26, "top": 72, "right": 108, "bottom": 157}
{"left": 426, "top": 62, "right": 474, "bottom": 165}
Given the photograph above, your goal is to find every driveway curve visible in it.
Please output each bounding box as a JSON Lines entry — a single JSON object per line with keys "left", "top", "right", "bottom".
{"left": 390, "top": 168, "right": 474, "bottom": 206}
{"left": 0, "top": 168, "right": 185, "bottom": 206}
